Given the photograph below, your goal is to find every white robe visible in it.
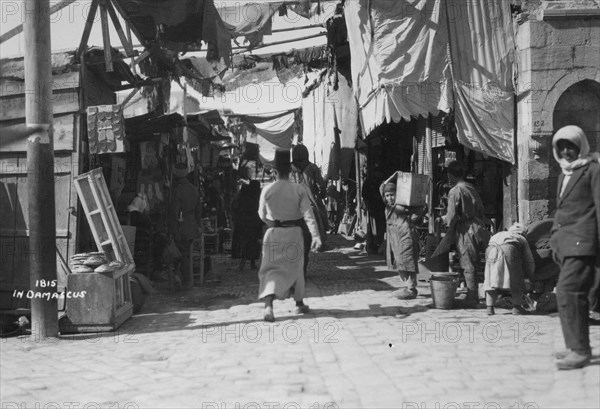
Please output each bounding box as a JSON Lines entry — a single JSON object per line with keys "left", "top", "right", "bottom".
{"left": 483, "top": 231, "right": 535, "bottom": 291}
{"left": 257, "top": 179, "right": 320, "bottom": 300}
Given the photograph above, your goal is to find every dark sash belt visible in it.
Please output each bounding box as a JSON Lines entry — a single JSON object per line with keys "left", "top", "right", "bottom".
{"left": 273, "top": 218, "right": 304, "bottom": 228}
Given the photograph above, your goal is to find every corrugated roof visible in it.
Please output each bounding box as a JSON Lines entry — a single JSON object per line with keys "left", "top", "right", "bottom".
{"left": 0, "top": 48, "right": 138, "bottom": 90}
{"left": 0, "top": 51, "right": 76, "bottom": 80}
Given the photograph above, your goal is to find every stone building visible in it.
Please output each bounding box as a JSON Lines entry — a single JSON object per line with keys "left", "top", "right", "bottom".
{"left": 515, "top": 0, "right": 600, "bottom": 222}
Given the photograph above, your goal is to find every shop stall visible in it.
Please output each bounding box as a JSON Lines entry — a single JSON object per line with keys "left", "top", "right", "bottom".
{"left": 0, "top": 49, "right": 135, "bottom": 312}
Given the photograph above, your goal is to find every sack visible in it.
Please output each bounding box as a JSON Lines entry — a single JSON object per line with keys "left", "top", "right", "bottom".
{"left": 162, "top": 238, "right": 182, "bottom": 263}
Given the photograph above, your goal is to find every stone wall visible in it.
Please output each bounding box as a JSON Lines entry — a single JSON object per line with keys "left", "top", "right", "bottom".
{"left": 515, "top": 8, "right": 600, "bottom": 223}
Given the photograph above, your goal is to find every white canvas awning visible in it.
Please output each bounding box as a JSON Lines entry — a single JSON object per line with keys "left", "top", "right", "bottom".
{"left": 345, "top": 0, "right": 516, "bottom": 163}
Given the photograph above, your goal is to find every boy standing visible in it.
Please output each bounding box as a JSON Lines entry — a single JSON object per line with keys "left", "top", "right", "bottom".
{"left": 380, "top": 174, "right": 422, "bottom": 300}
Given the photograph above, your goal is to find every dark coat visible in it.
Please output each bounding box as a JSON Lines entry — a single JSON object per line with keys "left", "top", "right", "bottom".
{"left": 550, "top": 161, "right": 600, "bottom": 259}
{"left": 170, "top": 178, "right": 202, "bottom": 242}
{"left": 231, "top": 181, "right": 264, "bottom": 260}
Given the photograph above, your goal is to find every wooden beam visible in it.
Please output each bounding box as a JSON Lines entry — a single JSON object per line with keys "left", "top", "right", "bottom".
{"left": 133, "top": 50, "right": 150, "bottom": 66}
{"left": 109, "top": 0, "right": 147, "bottom": 49}
{"left": 240, "top": 32, "right": 327, "bottom": 55}
{"left": 105, "top": 0, "right": 135, "bottom": 57}
{"left": 99, "top": 0, "right": 114, "bottom": 72}
{"left": 126, "top": 23, "right": 138, "bottom": 76}
{"left": 114, "top": 77, "right": 162, "bottom": 91}
{"left": 76, "top": 0, "right": 99, "bottom": 62}
{"left": 0, "top": 0, "right": 77, "bottom": 45}
{"left": 83, "top": 50, "right": 139, "bottom": 66}
{"left": 270, "top": 23, "right": 324, "bottom": 34}
{"left": 121, "top": 87, "right": 139, "bottom": 108}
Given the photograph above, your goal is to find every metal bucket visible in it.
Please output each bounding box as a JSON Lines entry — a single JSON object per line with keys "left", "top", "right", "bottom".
{"left": 430, "top": 273, "right": 459, "bottom": 309}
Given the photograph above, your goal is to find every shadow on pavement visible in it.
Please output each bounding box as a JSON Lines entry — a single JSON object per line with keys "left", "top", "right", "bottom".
{"left": 142, "top": 234, "right": 398, "bottom": 314}
{"left": 110, "top": 302, "right": 440, "bottom": 337}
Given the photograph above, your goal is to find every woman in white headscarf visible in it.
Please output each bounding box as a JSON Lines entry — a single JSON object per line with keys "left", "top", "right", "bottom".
{"left": 483, "top": 223, "right": 535, "bottom": 316}
{"left": 550, "top": 125, "right": 600, "bottom": 370}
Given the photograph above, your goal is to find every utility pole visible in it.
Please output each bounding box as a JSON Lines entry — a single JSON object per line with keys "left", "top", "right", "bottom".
{"left": 24, "top": 0, "right": 58, "bottom": 339}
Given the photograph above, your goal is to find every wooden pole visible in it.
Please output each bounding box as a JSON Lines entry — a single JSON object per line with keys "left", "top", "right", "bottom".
{"left": 354, "top": 146, "right": 362, "bottom": 226}
{"left": 99, "top": 0, "right": 114, "bottom": 72}
{"left": 105, "top": 0, "right": 135, "bottom": 57}
{"left": 76, "top": 0, "right": 98, "bottom": 62}
{"left": 0, "top": 0, "right": 77, "bottom": 45}
{"left": 426, "top": 116, "right": 434, "bottom": 234}
{"left": 24, "top": 0, "right": 58, "bottom": 339}
{"left": 125, "top": 23, "right": 138, "bottom": 76}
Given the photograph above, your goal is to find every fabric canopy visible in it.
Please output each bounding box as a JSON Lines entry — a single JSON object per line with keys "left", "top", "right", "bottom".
{"left": 345, "top": 0, "right": 516, "bottom": 164}
{"left": 202, "top": 1, "right": 283, "bottom": 65}
{"left": 237, "top": 110, "right": 298, "bottom": 163}
{"left": 252, "top": 111, "right": 296, "bottom": 149}
{"left": 114, "top": 0, "right": 207, "bottom": 46}
{"left": 345, "top": 0, "right": 451, "bottom": 133}
{"left": 447, "top": 0, "right": 516, "bottom": 164}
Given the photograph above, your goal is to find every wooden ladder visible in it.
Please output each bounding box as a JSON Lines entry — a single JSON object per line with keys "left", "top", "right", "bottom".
{"left": 73, "top": 168, "right": 134, "bottom": 265}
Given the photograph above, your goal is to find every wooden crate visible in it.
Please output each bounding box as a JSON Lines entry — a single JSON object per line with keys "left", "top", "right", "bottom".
{"left": 60, "top": 264, "right": 134, "bottom": 333}
{"left": 395, "top": 172, "right": 431, "bottom": 207}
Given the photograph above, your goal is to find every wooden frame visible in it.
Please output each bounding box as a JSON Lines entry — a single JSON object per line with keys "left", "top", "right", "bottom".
{"left": 64, "top": 167, "right": 134, "bottom": 332}
{"left": 73, "top": 168, "right": 134, "bottom": 264}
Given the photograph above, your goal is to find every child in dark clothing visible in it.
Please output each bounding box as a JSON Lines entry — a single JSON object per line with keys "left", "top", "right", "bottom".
{"left": 380, "top": 173, "right": 423, "bottom": 300}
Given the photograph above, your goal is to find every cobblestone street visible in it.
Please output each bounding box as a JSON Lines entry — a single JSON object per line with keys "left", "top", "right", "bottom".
{"left": 1, "top": 235, "right": 599, "bottom": 409}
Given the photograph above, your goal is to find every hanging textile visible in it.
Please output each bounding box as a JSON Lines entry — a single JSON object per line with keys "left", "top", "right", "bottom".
{"left": 241, "top": 111, "right": 296, "bottom": 150}
{"left": 446, "top": 0, "right": 516, "bottom": 164}
{"left": 344, "top": 0, "right": 451, "bottom": 135}
{"left": 344, "top": 0, "right": 515, "bottom": 163}
{"left": 301, "top": 79, "right": 336, "bottom": 173}
{"left": 202, "top": 1, "right": 283, "bottom": 64}
{"left": 332, "top": 72, "right": 358, "bottom": 178}
{"left": 237, "top": 111, "right": 297, "bottom": 164}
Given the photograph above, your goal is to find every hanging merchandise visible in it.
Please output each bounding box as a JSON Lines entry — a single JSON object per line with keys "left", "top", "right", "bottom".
{"left": 87, "top": 105, "right": 126, "bottom": 154}
{"left": 110, "top": 156, "right": 127, "bottom": 200}
{"left": 140, "top": 141, "right": 159, "bottom": 170}
{"left": 186, "top": 147, "right": 195, "bottom": 174}
{"left": 137, "top": 173, "right": 165, "bottom": 213}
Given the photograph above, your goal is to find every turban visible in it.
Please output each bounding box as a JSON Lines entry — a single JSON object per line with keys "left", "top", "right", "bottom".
{"left": 383, "top": 183, "right": 396, "bottom": 194}
{"left": 508, "top": 222, "right": 527, "bottom": 236}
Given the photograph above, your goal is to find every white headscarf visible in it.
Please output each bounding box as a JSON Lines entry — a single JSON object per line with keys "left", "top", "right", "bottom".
{"left": 552, "top": 125, "right": 600, "bottom": 176}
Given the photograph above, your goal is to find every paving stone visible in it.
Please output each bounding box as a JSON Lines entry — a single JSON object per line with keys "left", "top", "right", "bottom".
{"left": 2, "top": 235, "right": 600, "bottom": 408}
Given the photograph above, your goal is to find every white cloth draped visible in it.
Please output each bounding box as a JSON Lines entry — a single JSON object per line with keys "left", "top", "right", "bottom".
{"left": 345, "top": 0, "right": 516, "bottom": 163}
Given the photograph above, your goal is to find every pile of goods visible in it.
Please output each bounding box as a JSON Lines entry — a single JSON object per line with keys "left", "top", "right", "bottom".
{"left": 69, "top": 252, "right": 124, "bottom": 273}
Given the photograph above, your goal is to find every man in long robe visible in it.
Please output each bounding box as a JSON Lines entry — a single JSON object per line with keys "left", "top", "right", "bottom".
{"left": 258, "top": 150, "right": 322, "bottom": 322}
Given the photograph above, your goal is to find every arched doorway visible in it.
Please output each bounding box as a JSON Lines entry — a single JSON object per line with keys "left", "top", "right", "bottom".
{"left": 553, "top": 79, "right": 600, "bottom": 152}
{"left": 549, "top": 80, "right": 600, "bottom": 214}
